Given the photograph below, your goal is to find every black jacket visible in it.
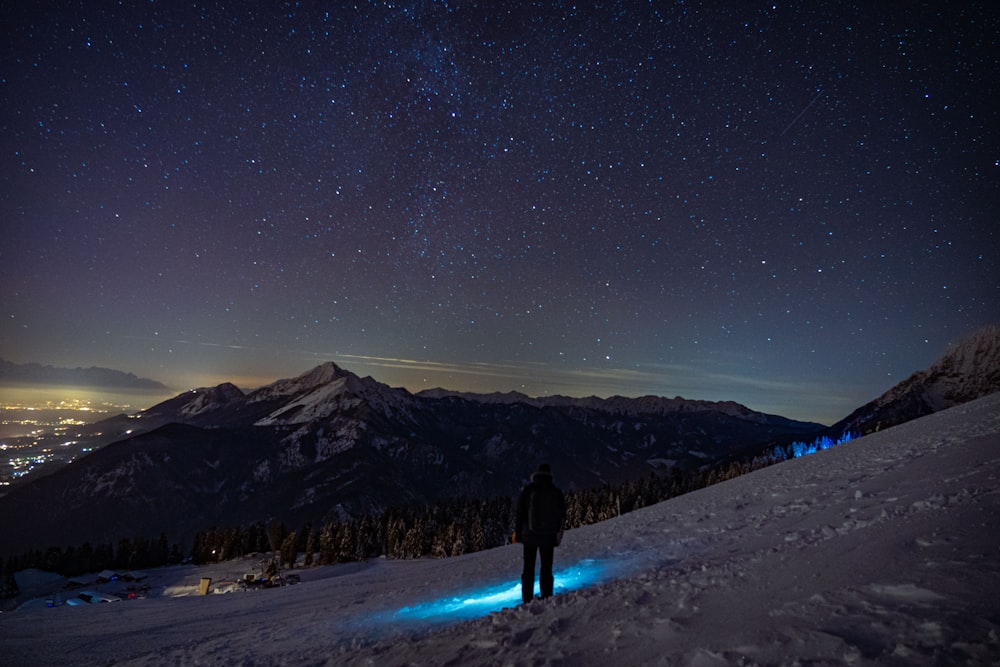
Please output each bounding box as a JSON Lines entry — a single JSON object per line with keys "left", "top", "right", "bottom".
{"left": 516, "top": 471, "right": 566, "bottom": 548}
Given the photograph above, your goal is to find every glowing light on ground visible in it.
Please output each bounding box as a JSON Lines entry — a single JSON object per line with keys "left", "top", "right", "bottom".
{"left": 393, "top": 559, "right": 611, "bottom": 622}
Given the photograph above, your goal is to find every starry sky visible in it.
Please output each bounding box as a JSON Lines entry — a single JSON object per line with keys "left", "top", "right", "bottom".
{"left": 2, "top": 2, "right": 997, "bottom": 424}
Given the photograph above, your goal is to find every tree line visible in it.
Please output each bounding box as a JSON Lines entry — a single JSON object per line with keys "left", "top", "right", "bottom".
{"left": 1, "top": 445, "right": 794, "bottom": 599}
{"left": 174, "top": 451, "right": 786, "bottom": 569}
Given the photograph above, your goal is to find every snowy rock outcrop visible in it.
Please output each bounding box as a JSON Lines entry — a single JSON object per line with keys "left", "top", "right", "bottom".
{"left": 833, "top": 323, "right": 1000, "bottom": 435}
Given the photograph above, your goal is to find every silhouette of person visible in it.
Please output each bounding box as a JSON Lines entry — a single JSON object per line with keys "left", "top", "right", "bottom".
{"left": 514, "top": 463, "right": 566, "bottom": 603}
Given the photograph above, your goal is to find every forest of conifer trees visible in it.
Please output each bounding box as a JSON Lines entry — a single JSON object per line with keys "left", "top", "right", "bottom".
{"left": 2, "top": 443, "right": 802, "bottom": 599}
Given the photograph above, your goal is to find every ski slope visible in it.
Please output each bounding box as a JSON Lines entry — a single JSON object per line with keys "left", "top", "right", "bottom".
{"left": 3, "top": 393, "right": 999, "bottom": 666}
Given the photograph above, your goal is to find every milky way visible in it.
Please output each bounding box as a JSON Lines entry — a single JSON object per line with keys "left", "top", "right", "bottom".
{"left": 2, "top": 2, "right": 997, "bottom": 423}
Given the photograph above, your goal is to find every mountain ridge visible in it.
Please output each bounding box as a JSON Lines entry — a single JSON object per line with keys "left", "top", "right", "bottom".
{"left": 830, "top": 323, "right": 1000, "bottom": 435}
{"left": 0, "top": 358, "right": 169, "bottom": 391}
{"left": 415, "top": 388, "right": 769, "bottom": 420}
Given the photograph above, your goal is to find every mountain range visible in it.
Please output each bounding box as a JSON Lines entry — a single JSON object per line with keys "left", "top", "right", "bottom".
{"left": 1, "top": 323, "right": 997, "bottom": 557}
{"left": 0, "top": 358, "right": 169, "bottom": 391}
{"left": 0, "top": 364, "right": 821, "bottom": 556}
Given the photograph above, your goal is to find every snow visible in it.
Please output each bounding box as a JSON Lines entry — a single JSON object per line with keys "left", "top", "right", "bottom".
{"left": 254, "top": 376, "right": 360, "bottom": 425}
{"left": 3, "top": 393, "right": 999, "bottom": 666}
{"left": 252, "top": 365, "right": 417, "bottom": 427}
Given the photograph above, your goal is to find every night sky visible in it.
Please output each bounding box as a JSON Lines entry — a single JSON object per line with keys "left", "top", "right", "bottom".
{"left": 2, "top": 2, "right": 997, "bottom": 424}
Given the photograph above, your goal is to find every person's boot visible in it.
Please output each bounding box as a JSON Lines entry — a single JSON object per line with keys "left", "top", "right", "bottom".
{"left": 540, "top": 572, "right": 554, "bottom": 598}
{"left": 521, "top": 575, "right": 535, "bottom": 603}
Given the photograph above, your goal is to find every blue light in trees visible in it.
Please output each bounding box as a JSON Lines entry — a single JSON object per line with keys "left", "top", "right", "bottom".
{"left": 774, "top": 431, "right": 857, "bottom": 460}
{"left": 394, "top": 558, "right": 610, "bottom": 621}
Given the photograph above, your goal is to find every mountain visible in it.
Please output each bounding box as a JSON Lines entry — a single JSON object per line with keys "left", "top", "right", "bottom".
{"left": 830, "top": 323, "right": 1000, "bottom": 435}
{"left": 0, "top": 358, "right": 169, "bottom": 391}
{"left": 0, "top": 362, "right": 822, "bottom": 556}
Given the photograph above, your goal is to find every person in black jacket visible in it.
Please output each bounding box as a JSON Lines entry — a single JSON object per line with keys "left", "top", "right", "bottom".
{"left": 514, "top": 463, "right": 566, "bottom": 603}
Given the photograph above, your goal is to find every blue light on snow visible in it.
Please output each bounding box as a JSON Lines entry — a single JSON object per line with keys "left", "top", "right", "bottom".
{"left": 394, "top": 559, "right": 610, "bottom": 622}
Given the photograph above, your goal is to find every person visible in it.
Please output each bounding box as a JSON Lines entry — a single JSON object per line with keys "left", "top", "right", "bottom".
{"left": 514, "top": 463, "right": 566, "bottom": 603}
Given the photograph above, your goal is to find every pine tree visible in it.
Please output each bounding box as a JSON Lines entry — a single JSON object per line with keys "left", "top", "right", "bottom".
{"left": 280, "top": 531, "right": 298, "bottom": 568}
{"left": 336, "top": 521, "right": 355, "bottom": 563}
{"left": 319, "top": 522, "right": 338, "bottom": 565}
{"left": 385, "top": 517, "right": 405, "bottom": 559}
{"left": 0, "top": 558, "right": 18, "bottom": 599}
{"left": 94, "top": 542, "right": 114, "bottom": 571}
{"left": 355, "top": 515, "right": 376, "bottom": 561}
{"left": 78, "top": 542, "right": 94, "bottom": 573}
{"left": 242, "top": 522, "right": 266, "bottom": 555}
{"left": 469, "top": 515, "right": 487, "bottom": 553}
{"left": 430, "top": 523, "right": 451, "bottom": 558}
{"left": 115, "top": 537, "right": 132, "bottom": 570}
{"left": 156, "top": 533, "right": 170, "bottom": 567}
{"left": 401, "top": 522, "right": 424, "bottom": 559}
{"left": 43, "top": 546, "right": 62, "bottom": 572}
{"left": 267, "top": 521, "right": 287, "bottom": 555}
{"left": 304, "top": 530, "right": 316, "bottom": 567}
{"left": 131, "top": 536, "right": 150, "bottom": 568}
{"left": 60, "top": 546, "right": 77, "bottom": 576}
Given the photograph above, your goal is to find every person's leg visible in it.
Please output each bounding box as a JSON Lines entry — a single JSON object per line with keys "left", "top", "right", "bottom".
{"left": 539, "top": 545, "right": 554, "bottom": 598}
{"left": 521, "top": 544, "right": 537, "bottom": 603}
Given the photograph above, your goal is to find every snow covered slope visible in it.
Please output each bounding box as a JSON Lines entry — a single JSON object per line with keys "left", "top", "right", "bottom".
{"left": 3, "top": 392, "right": 998, "bottom": 666}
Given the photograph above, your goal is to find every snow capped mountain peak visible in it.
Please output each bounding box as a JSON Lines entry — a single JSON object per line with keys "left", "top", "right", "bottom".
{"left": 295, "top": 361, "right": 352, "bottom": 387}
{"left": 248, "top": 362, "right": 353, "bottom": 403}
{"left": 139, "top": 382, "right": 246, "bottom": 421}
{"left": 253, "top": 375, "right": 356, "bottom": 426}
{"left": 177, "top": 382, "right": 246, "bottom": 417}
{"left": 250, "top": 362, "right": 416, "bottom": 426}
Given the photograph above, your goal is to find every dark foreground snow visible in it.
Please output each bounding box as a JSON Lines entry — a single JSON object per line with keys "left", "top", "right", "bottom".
{"left": 3, "top": 393, "right": 999, "bottom": 666}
